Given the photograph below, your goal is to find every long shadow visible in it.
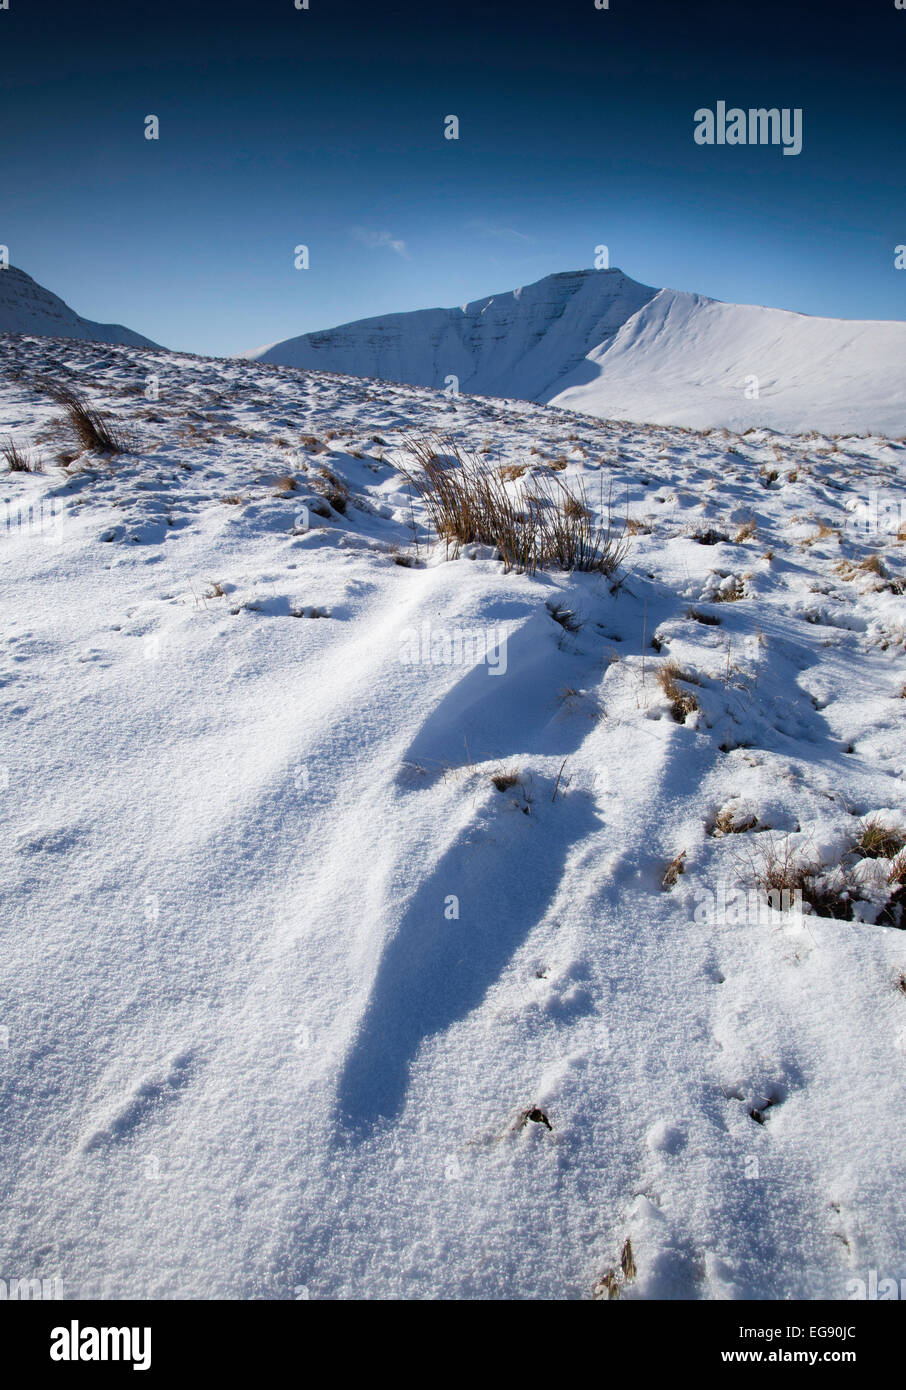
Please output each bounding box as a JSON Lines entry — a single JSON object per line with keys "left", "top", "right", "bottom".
{"left": 397, "top": 606, "right": 599, "bottom": 782}
{"left": 335, "top": 775, "right": 603, "bottom": 1134}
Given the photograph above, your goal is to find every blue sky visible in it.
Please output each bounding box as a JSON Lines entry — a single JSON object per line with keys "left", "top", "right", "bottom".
{"left": 3, "top": 0, "right": 904, "bottom": 354}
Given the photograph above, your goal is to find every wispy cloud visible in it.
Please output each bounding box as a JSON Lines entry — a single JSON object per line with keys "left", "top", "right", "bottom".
{"left": 466, "top": 219, "right": 533, "bottom": 244}
{"left": 351, "top": 227, "right": 411, "bottom": 259}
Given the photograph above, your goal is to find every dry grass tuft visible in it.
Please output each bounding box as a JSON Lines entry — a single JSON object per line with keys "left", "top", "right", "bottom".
{"left": 887, "top": 852, "right": 906, "bottom": 889}
{"left": 803, "top": 521, "right": 838, "bottom": 547}
{"left": 593, "top": 1238, "right": 637, "bottom": 1301}
{"left": 657, "top": 661, "right": 700, "bottom": 722}
{"left": 48, "top": 383, "right": 128, "bottom": 455}
{"left": 398, "top": 436, "right": 627, "bottom": 575}
{"left": 745, "top": 835, "right": 858, "bottom": 920}
{"left": 2, "top": 437, "right": 41, "bottom": 472}
{"left": 313, "top": 466, "right": 350, "bottom": 514}
{"left": 712, "top": 807, "right": 759, "bottom": 837}
{"left": 855, "top": 817, "right": 906, "bottom": 861}
{"left": 712, "top": 576, "right": 746, "bottom": 602}
{"left": 662, "top": 850, "right": 687, "bottom": 888}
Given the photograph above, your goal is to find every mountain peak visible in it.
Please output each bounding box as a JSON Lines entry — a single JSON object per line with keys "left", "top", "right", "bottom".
{"left": 0, "top": 264, "right": 159, "bottom": 348}
{"left": 247, "top": 266, "right": 660, "bottom": 404}
{"left": 245, "top": 267, "right": 906, "bottom": 434}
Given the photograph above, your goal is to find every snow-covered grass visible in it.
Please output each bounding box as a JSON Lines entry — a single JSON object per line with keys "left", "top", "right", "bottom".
{"left": 1, "top": 333, "right": 906, "bottom": 1300}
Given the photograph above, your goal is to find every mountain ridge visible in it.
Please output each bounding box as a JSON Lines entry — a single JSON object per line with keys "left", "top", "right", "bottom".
{"left": 245, "top": 268, "right": 906, "bottom": 436}
{"left": 0, "top": 265, "right": 159, "bottom": 349}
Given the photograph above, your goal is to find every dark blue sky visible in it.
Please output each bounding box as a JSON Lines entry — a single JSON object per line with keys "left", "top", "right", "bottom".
{"left": 2, "top": 0, "right": 904, "bottom": 353}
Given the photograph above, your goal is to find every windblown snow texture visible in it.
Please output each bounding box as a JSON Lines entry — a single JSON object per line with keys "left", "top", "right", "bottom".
{"left": 1, "top": 334, "right": 905, "bottom": 1300}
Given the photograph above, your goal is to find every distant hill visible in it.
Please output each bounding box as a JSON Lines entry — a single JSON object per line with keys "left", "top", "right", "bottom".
{"left": 0, "top": 265, "right": 159, "bottom": 349}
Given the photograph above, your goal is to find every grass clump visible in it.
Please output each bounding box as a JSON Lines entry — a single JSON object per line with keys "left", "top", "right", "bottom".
{"left": 712, "top": 807, "right": 759, "bottom": 837}
{"left": 399, "top": 435, "right": 627, "bottom": 576}
{"left": 2, "top": 437, "right": 41, "bottom": 473}
{"left": 314, "top": 466, "right": 350, "bottom": 514}
{"left": 657, "top": 660, "right": 700, "bottom": 723}
{"left": 855, "top": 818, "right": 906, "bottom": 861}
{"left": 662, "top": 850, "right": 687, "bottom": 888}
{"left": 48, "top": 383, "right": 127, "bottom": 455}
{"left": 747, "top": 835, "right": 858, "bottom": 920}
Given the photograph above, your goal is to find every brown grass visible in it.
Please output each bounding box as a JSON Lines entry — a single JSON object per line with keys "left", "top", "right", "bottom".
{"left": 662, "top": 850, "right": 687, "bottom": 888}
{"left": 887, "top": 852, "right": 906, "bottom": 888}
{"left": 712, "top": 576, "right": 746, "bottom": 602}
{"left": 398, "top": 435, "right": 627, "bottom": 576}
{"left": 2, "top": 437, "right": 40, "bottom": 472}
{"left": 855, "top": 817, "right": 906, "bottom": 861}
{"left": 712, "top": 807, "right": 759, "bottom": 837}
{"left": 657, "top": 661, "right": 700, "bottom": 723}
{"left": 313, "top": 466, "right": 350, "bottom": 514}
{"left": 49, "top": 384, "right": 127, "bottom": 455}
{"left": 746, "top": 835, "right": 858, "bottom": 920}
{"left": 803, "top": 521, "right": 838, "bottom": 547}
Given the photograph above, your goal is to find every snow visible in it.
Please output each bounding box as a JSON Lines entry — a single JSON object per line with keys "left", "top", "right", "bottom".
{"left": 246, "top": 268, "right": 906, "bottom": 438}
{"left": 553, "top": 288, "right": 906, "bottom": 436}
{"left": 245, "top": 268, "right": 659, "bottom": 403}
{"left": 1, "top": 331, "right": 906, "bottom": 1300}
{"left": 0, "top": 266, "right": 158, "bottom": 349}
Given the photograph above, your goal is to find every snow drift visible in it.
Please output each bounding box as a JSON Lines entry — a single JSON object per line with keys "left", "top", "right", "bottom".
{"left": 1, "top": 332, "right": 906, "bottom": 1299}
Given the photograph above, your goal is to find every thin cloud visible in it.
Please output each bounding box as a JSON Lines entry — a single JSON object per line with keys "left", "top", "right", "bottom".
{"left": 351, "top": 227, "right": 411, "bottom": 259}
{"left": 466, "top": 220, "right": 533, "bottom": 244}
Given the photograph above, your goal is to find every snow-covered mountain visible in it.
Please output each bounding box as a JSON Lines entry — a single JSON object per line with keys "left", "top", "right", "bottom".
{"left": 0, "top": 264, "right": 158, "bottom": 348}
{"left": 246, "top": 268, "right": 906, "bottom": 437}
{"left": 247, "top": 268, "right": 659, "bottom": 405}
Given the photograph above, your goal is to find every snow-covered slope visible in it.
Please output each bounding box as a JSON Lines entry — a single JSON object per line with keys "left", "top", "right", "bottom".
{"left": 247, "top": 268, "right": 659, "bottom": 401}
{"left": 2, "top": 336, "right": 906, "bottom": 1300}
{"left": 553, "top": 287, "right": 906, "bottom": 436}
{"left": 246, "top": 269, "right": 906, "bottom": 437}
{"left": 0, "top": 265, "right": 158, "bottom": 348}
